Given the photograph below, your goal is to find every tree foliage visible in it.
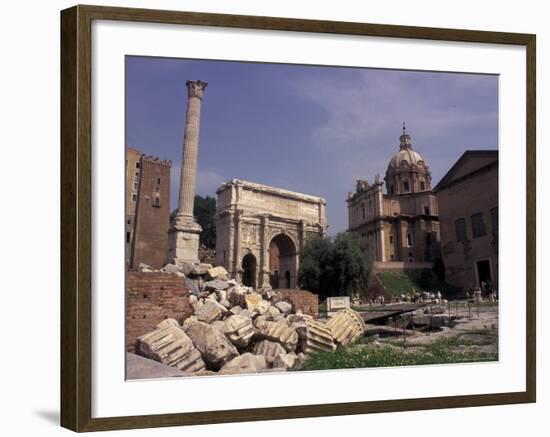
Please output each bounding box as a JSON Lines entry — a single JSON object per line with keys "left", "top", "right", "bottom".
{"left": 193, "top": 195, "right": 216, "bottom": 249}
{"left": 298, "top": 232, "right": 370, "bottom": 299}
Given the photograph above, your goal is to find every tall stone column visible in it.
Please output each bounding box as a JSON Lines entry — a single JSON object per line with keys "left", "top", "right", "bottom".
{"left": 167, "top": 80, "right": 208, "bottom": 264}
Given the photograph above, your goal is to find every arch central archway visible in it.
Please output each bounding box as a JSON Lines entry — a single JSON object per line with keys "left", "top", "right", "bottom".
{"left": 269, "top": 233, "right": 297, "bottom": 289}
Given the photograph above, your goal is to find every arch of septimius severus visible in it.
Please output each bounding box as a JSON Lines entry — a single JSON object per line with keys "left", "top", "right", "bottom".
{"left": 167, "top": 79, "right": 327, "bottom": 289}
{"left": 215, "top": 179, "right": 327, "bottom": 289}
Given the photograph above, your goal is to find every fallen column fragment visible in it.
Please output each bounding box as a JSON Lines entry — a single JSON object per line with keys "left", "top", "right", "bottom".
{"left": 135, "top": 319, "right": 206, "bottom": 373}
{"left": 224, "top": 314, "right": 255, "bottom": 347}
{"left": 289, "top": 314, "right": 336, "bottom": 354}
{"left": 253, "top": 318, "right": 298, "bottom": 352}
{"left": 327, "top": 308, "right": 366, "bottom": 346}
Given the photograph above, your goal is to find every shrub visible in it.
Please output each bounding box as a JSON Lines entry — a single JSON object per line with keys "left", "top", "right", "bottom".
{"left": 298, "top": 233, "right": 370, "bottom": 299}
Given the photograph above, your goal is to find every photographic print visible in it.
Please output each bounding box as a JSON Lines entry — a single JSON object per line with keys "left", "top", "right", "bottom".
{"left": 125, "top": 56, "right": 499, "bottom": 379}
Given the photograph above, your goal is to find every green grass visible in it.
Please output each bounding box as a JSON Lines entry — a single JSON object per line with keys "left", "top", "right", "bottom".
{"left": 377, "top": 272, "right": 419, "bottom": 296}
{"left": 299, "top": 333, "right": 497, "bottom": 371}
{"left": 376, "top": 270, "right": 462, "bottom": 298}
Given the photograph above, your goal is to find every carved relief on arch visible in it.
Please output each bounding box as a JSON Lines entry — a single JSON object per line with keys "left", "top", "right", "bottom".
{"left": 241, "top": 222, "right": 260, "bottom": 250}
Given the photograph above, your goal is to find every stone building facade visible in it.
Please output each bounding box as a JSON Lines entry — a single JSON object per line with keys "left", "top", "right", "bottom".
{"left": 216, "top": 179, "right": 327, "bottom": 289}
{"left": 126, "top": 148, "right": 172, "bottom": 270}
{"left": 347, "top": 125, "right": 440, "bottom": 266}
{"left": 434, "top": 150, "right": 498, "bottom": 291}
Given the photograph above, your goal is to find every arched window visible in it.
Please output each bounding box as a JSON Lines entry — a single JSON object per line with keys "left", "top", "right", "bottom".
{"left": 403, "top": 180, "right": 410, "bottom": 192}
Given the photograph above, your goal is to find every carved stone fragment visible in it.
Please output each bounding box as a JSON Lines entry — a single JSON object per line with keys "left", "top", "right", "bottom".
{"left": 224, "top": 315, "right": 255, "bottom": 347}
{"left": 273, "top": 352, "right": 298, "bottom": 370}
{"left": 275, "top": 301, "right": 292, "bottom": 314}
{"left": 245, "top": 292, "right": 271, "bottom": 315}
{"left": 253, "top": 318, "right": 298, "bottom": 352}
{"left": 194, "top": 300, "right": 227, "bottom": 323}
{"left": 207, "top": 266, "right": 228, "bottom": 280}
{"left": 253, "top": 339, "right": 287, "bottom": 364}
{"left": 218, "top": 353, "right": 268, "bottom": 375}
{"left": 134, "top": 319, "right": 206, "bottom": 373}
{"left": 184, "top": 320, "right": 239, "bottom": 370}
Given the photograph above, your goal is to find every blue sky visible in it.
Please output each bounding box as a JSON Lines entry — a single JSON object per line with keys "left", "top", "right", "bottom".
{"left": 126, "top": 56, "right": 498, "bottom": 235}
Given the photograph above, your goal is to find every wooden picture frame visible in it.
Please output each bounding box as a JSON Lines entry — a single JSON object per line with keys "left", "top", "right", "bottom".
{"left": 60, "top": 4, "right": 536, "bottom": 432}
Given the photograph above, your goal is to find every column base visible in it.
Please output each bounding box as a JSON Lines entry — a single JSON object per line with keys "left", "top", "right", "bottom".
{"left": 166, "top": 214, "right": 202, "bottom": 264}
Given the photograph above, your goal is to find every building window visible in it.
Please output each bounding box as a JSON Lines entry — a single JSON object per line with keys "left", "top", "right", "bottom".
{"left": 389, "top": 235, "right": 393, "bottom": 244}
{"left": 131, "top": 193, "right": 137, "bottom": 202}
{"left": 127, "top": 219, "right": 131, "bottom": 225}
{"left": 420, "top": 180, "right": 426, "bottom": 190}
{"left": 403, "top": 181, "right": 410, "bottom": 192}
{"left": 135, "top": 162, "right": 140, "bottom": 169}
{"left": 133, "top": 182, "right": 138, "bottom": 191}
{"left": 491, "top": 207, "right": 498, "bottom": 238}
{"left": 157, "top": 177, "right": 161, "bottom": 185}
{"left": 407, "top": 232, "right": 412, "bottom": 247}
{"left": 153, "top": 197, "right": 161, "bottom": 208}
{"left": 455, "top": 218, "right": 467, "bottom": 242}
{"left": 471, "top": 212, "right": 486, "bottom": 238}
{"left": 133, "top": 172, "right": 139, "bottom": 181}
{"left": 126, "top": 231, "right": 131, "bottom": 243}
{"left": 155, "top": 187, "right": 160, "bottom": 193}
{"left": 424, "top": 206, "right": 430, "bottom": 215}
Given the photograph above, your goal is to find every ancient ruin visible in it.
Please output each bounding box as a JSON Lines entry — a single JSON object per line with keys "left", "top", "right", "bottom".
{"left": 215, "top": 179, "right": 327, "bottom": 289}
{"left": 128, "top": 261, "right": 367, "bottom": 377}
{"left": 167, "top": 80, "right": 208, "bottom": 264}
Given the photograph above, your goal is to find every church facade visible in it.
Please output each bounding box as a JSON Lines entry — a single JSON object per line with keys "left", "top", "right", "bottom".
{"left": 347, "top": 125, "right": 441, "bottom": 265}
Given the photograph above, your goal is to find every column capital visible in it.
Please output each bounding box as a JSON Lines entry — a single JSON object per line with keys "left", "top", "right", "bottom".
{"left": 186, "top": 80, "right": 208, "bottom": 99}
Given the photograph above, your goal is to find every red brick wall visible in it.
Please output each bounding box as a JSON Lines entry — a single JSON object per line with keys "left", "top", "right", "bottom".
{"left": 277, "top": 289, "right": 319, "bottom": 318}
{"left": 126, "top": 272, "right": 193, "bottom": 352}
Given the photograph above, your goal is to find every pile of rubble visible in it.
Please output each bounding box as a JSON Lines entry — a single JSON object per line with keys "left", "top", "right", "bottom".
{"left": 133, "top": 262, "right": 365, "bottom": 376}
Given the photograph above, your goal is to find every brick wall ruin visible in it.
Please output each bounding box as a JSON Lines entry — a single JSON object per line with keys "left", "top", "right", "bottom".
{"left": 277, "top": 289, "right": 319, "bottom": 318}
{"left": 126, "top": 272, "right": 193, "bottom": 352}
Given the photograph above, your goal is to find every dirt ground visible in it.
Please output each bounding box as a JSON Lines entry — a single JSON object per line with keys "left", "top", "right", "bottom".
{"left": 376, "top": 301, "right": 499, "bottom": 356}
